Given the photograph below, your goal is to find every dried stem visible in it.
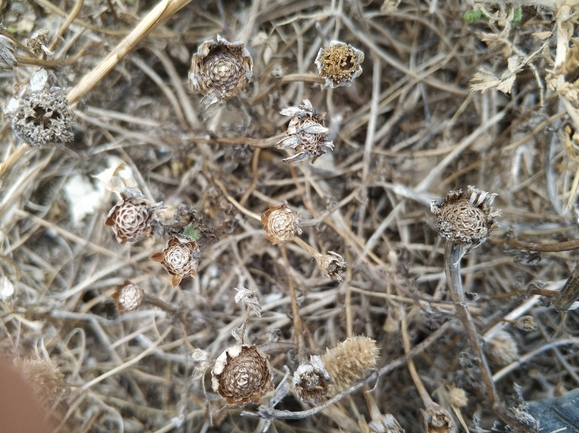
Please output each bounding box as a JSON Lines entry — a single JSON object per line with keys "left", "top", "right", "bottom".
{"left": 281, "top": 246, "right": 306, "bottom": 364}
{"left": 291, "top": 235, "right": 322, "bottom": 260}
{"left": 400, "top": 312, "right": 432, "bottom": 407}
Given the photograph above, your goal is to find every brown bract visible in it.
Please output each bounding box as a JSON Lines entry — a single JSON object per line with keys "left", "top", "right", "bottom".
{"left": 293, "top": 355, "right": 332, "bottom": 404}
{"left": 261, "top": 203, "right": 301, "bottom": 244}
{"left": 211, "top": 344, "right": 274, "bottom": 406}
{"left": 430, "top": 186, "right": 500, "bottom": 252}
{"left": 316, "top": 251, "right": 347, "bottom": 282}
{"left": 188, "top": 35, "right": 253, "bottom": 106}
{"left": 421, "top": 403, "right": 456, "bottom": 433}
{"left": 105, "top": 188, "right": 155, "bottom": 245}
{"left": 112, "top": 280, "right": 144, "bottom": 312}
{"left": 314, "top": 40, "right": 364, "bottom": 89}
{"left": 151, "top": 235, "right": 201, "bottom": 287}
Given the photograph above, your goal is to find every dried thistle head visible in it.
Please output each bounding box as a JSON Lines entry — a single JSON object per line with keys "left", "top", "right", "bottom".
{"left": 211, "top": 344, "right": 274, "bottom": 406}
{"left": 316, "top": 251, "right": 346, "bottom": 282}
{"left": 0, "top": 34, "right": 17, "bottom": 71}
{"left": 321, "top": 336, "right": 379, "bottom": 395}
{"left": 105, "top": 188, "right": 159, "bottom": 245}
{"left": 188, "top": 35, "right": 253, "bottom": 106}
{"left": 261, "top": 203, "right": 302, "bottom": 244}
{"left": 278, "top": 99, "right": 334, "bottom": 164}
{"left": 430, "top": 186, "right": 500, "bottom": 252}
{"left": 151, "top": 234, "right": 201, "bottom": 287}
{"left": 292, "top": 355, "right": 332, "bottom": 404}
{"left": 487, "top": 330, "right": 519, "bottom": 366}
{"left": 112, "top": 280, "right": 144, "bottom": 312}
{"left": 315, "top": 40, "right": 364, "bottom": 89}
{"left": 13, "top": 357, "right": 68, "bottom": 408}
{"left": 421, "top": 402, "right": 456, "bottom": 433}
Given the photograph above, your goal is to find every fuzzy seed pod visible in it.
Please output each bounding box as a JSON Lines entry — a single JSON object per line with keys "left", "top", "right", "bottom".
{"left": 293, "top": 355, "right": 332, "bottom": 404}
{"left": 13, "top": 357, "right": 68, "bottom": 408}
{"left": 112, "top": 280, "right": 144, "bottom": 312}
{"left": 278, "top": 99, "right": 335, "bottom": 164}
{"left": 431, "top": 186, "right": 500, "bottom": 252}
{"left": 0, "top": 34, "right": 17, "bottom": 71}
{"left": 421, "top": 402, "right": 456, "bottom": 433}
{"left": 314, "top": 40, "right": 364, "bottom": 89}
{"left": 105, "top": 188, "right": 158, "bottom": 245}
{"left": 316, "top": 251, "right": 346, "bottom": 282}
{"left": 321, "top": 336, "right": 379, "bottom": 395}
{"left": 261, "top": 203, "right": 302, "bottom": 244}
{"left": 487, "top": 330, "right": 519, "bottom": 366}
{"left": 188, "top": 35, "right": 253, "bottom": 106}
{"left": 211, "top": 344, "right": 274, "bottom": 406}
{"left": 151, "top": 235, "right": 201, "bottom": 287}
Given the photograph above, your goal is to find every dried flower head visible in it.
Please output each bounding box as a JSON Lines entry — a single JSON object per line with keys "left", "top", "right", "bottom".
{"left": 447, "top": 385, "right": 468, "bottom": 408}
{"left": 315, "top": 40, "right": 364, "bottom": 89}
{"left": 515, "top": 315, "right": 538, "bottom": 332}
{"left": 368, "top": 414, "right": 405, "bottom": 433}
{"left": 112, "top": 280, "right": 144, "bottom": 312}
{"left": 316, "top": 251, "right": 346, "bottom": 282}
{"left": 13, "top": 357, "right": 68, "bottom": 407}
{"left": 421, "top": 402, "right": 456, "bottom": 433}
{"left": 0, "top": 34, "right": 17, "bottom": 71}
{"left": 211, "top": 344, "right": 274, "bottom": 406}
{"left": 151, "top": 235, "right": 201, "bottom": 287}
{"left": 188, "top": 35, "right": 253, "bottom": 106}
{"left": 105, "top": 188, "right": 159, "bottom": 245}
{"left": 487, "top": 330, "right": 519, "bottom": 366}
{"left": 430, "top": 186, "right": 500, "bottom": 252}
{"left": 293, "top": 355, "right": 332, "bottom": 404}
{"left": 321, "top": 336, "right": 379, "bottom": 395}
{"left": 278, "top": 99, "right": 334, "bottom": 164}
{"left": 234, "top": 287, "right": 262, "bottom": 317}
{"left": 261, "top": 203, "right": 302, "bottom": 244}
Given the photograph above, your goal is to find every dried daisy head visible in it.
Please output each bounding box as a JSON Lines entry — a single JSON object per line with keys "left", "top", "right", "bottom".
{"left": 430, "top": 186, "right": 500, "bottom": 252}
{"left": 188, "top": 35, "right": 253, "bottom": 106}
{"left": 112, "top": 280, "right": 144, "bottom": 312}
{"left": 421, "top": 402, "right": 456, "bottom": 433}
{"left": 278, "top": 99, "right": 334, "bottom": 164}
{"left": 293, "top": 355, "right": 332, "bottom": 405}
{"left": 261, "top": 203, "right": 302, "bottom": 244}
{"left": 151, "top": 234, "right": 201, "bottom": 287}
{"left": 321, "top": 336, "right": 379, "bottom": 396}
{"left": 315, "top": 40, "right": 364, "bottom": 89}
{"left": 105, "top": 188, "right": 160, "bottom": 245}
{"left": 315, "top": 251, "right": 346, "bottom": 282}
{"left": 211, "top": 344, "right": 274, "bottom": 406}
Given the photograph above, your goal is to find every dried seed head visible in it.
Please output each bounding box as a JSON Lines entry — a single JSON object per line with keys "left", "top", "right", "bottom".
{"left": 278, "top": 99, "right": 334, "bottom": 164}
{"left": 261, "top": 203, "right": 302, "bottom": 244}
{"left": 105, "top": 188, "right": 157, "bottom": 245}
{"left": 292, "top": 355, "right": 332, "bottom": 404}
{"left": 112, "top": 280, "right": 144, "bottom": 312}
{"left": 368, "top": 414, "right": 405, "bottom": 433}
{"left": 430, "top": 186, "right": 500, "bottom": 251}
{"left": 515, "top": 315, "right": 538, "bottom": 332}
{"left": 487, "top": 330, "right": 519, "bottom": 366}
{"left": 421, "top": 402, "right": 456, "bottom": 433}
{"left": 321, "top": 336, "right": 379, "bottom": 395}
{"left": 0, "top": 34, "right": 17, "bottom": 71}
{"left": 13, "top": 357, "right": 68, "bottom": 408}
{"left": 314, "top": 40, "right": 364, "bottom": 89}
{"left": 211, "top": 344, "right": 274, "bottom": 406}
{"left": 234, "top": 287, "right": 262, "bottom": 317}
{"left": 447, "top": 385, "right": 468, "bottom": 408}
{"left": 316, "top": 251, "right": 346, "bottom": 282}
{"left": 188, "top": 35, "right": 253, "bottom": 106}
{"left": 151, "top": 235, "right": 201, "bottom": 287}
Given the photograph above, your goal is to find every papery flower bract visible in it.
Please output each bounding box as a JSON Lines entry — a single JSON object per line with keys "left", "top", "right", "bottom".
{"left": 151, "top": 235, "right": 201, "bottom": 287}
{"left": 314, "top": 40, "right": 364, "bottom": 89}
{"left": 293, "top": 355, "right": 332, "bottom": 404}
{"left": 105, "top": 188, "right": 159, "bottom": 245}
{"left": 111, "top": 280, "right": 144, "bottom": 312}
{"left": 261, "top": 203, "right": 302, "bottom": 244}
{"left": 316, "top": 251, "right": 346, "bottom": 282}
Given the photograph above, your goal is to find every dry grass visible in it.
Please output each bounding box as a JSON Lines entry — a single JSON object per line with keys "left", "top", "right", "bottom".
{"left": 1, "top": 0, "right": 579, "bottom": 432}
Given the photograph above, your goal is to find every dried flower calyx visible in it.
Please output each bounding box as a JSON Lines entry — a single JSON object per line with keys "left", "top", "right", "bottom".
{"left": 315, "top": 40, "right": 364, "bottom": 89}
{"left": 112, "top": 280, "right": 144, "bottom": 312}
{"left": 188, "top": 35, "right": 253, "bottom": 106}
{"left": 151, "top": 234, "right": 201, "bottom": 287}
{"left": 211, "top": 344, "right": 274, "bottom": 406}
{"left": 430, "top": 186, "right": 500, "bottom": 252}
{"left": 278, "top": 99, "right": 334, "bottom": 164}
{"left": 293, "top": 355, "right": 332, "bottom": 404}
{"left": 316, "top": 251, "right": 346, "bottom": 282}
{"left": 421, "top": 402, "right": 456, "bottom": 433}
{"left": 105, "top": 188, "right": 162, "bottom": 245}
{"left": 261, "top": 203, "right": 302, "bottom": 244}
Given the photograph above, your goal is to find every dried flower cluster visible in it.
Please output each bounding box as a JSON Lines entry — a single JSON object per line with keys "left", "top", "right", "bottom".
{"left": 261, "top": 203, "right": 302, "bottom": 244}
{"left": 431, "top": 186, "right": 500, "bottom": 252}
{"left": 151, "top": 235, "right": 201, "bottom": 287}
{"left": 112, "top": 280, "right": 144, "bottom": 312}
{"left": 278, "top": 99, "right": 334, "bottom": 164}
{"left": 211, "top": 344, "right": 274, "bottom": 406}
{"left": 321, "top": 336, "right": 379, "bottom": 395}
{"left": 315, "top": 40, "right": 364, "bottom": 89}
{"left": 188, "top": 35, "right": 253, "bottom": 106}
{"left": 293, "top": 355, "right": 332, "bottom": 404}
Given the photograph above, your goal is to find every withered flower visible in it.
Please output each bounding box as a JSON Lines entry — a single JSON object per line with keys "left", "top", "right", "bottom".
{"left": 151, "top": 235, "right": 201, "bottom": 287}
{"left": 421, "top": 402, "right": 456, "bottom": 433}
{"left": 316, "top": 251, "right": 346, "bottom": 282}
{"left": 211, "top": 344, "right": 274, "bottom": 406}
{"left": 105, "top": 188, "right": 160, "bottom": 245}
{"left": 293, "top": 355, "right": 332, "bottom": 404}
{"left": 278, "top": 99, "right": 334, "bottom": 164}
{"left": 430, "top": 186, "right": 500, "bottom": 253}
{"left": 188, "top": 35, "right": 253, "bottom": 106}
{"left": 112, "top": 280, "right": 144, "bottom": 312}
{"left": 261, "top": 203, "right": 302, "bottom": 244}
{"left": 315, "top": 40, "right": 364, "bottom": 89}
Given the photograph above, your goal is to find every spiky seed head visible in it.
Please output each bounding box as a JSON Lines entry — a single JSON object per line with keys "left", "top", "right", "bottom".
{"left": 314, "top": 40, "right": 364, "bottom": 89}
{"left": 0, "top": 34, "right": 17, "bottom": 71}
{"left": 293, "top": 355, "right": 332, "bottom": 404}
{"left": 316, "top": 251, "right": 346, "bottom": 282}
{"left": 261, "top": 203, "right": 302, "bottom": 244}
{"left": 211, "top": 344, "right": 274, "bottom": 406}
{"left": 112, "top": 280, "right": 144, "bottom": 312}
{"left": 105, "top": 188, "right": 155, "bottom": 245}
{"left": 151, "top": 235, "right": 201, "bottom": 287}
{"left": 487, "top": 330, "right": 519, "bottom": 366}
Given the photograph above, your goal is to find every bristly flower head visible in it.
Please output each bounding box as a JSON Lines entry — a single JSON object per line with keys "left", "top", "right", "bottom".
{"left": 112, "top": 280, "right": 144, "bottom": 312}
{"left": 293, "top": 355, "right": 332, "bottom": 404}
{"left": 151, "top": 234, "right": 201, "bottom": 287}
{"left": 430, "top": 186, "right": 500, "bottom": 253}
{"left": 278, "top": 99, "right": 334, "bottom": 164}
{"left": 261, "top": 203, "right": 302, "bottom": 244}
{"left": 188, "top": 35, "right": 253, "bottom": 106}
{"left": 315, "top": 40, "right": 364, "bottom": 89}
